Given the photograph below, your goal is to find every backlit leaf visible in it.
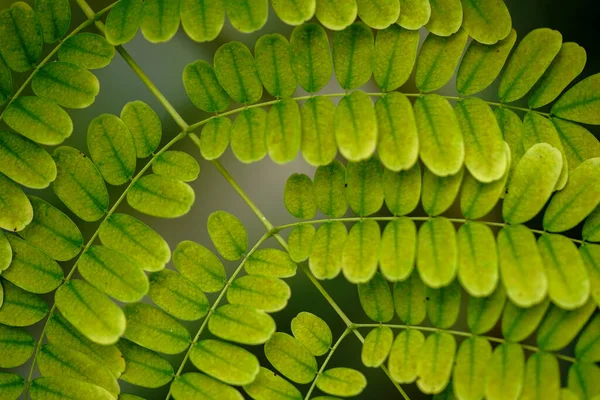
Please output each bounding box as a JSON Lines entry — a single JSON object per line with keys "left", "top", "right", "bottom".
{"left": 140, "top": 0, "right": 180, "bottom": 43}
{"left": 416, "top": 29, "right": 468, "bottom": 92}
{"left": 105, "top": 0, "right": 143, "bottom": 45}
{"left": 55, "top": 279, "right": 125, "bottom": 345}
{"left": 284, "top": 174, "right": 317, "bottom": 219}
{"left": 267, "top": 99, "right": 301, "bottom": 164}
{"left": 485, "top": 343, "right": 525, "bottom": 400}
{"left": 457, "top": 222, "right": 499, "bottom": 297}
{"left": 309, "top": 221, "right": 347, "bottom": 279}
{"left": 552, "top": 118, "right": 600, "bottom": 172}
{"left": 345, "top": 157, "right": 384, "bottom": 215}
{"left": 58, "top": 33, "right": 116, "bottom": 70}
{"left": 116, "top": 338, "right": 173, "bottom": 388}
{"left": 421, "top": 167, "right": 464, "bottom": 216}
{"left": 316, "top": 368, "right": 367, "bottom": 397}
{"left": 0, "top": 279, "right": 47, "bottom": 327}
{"left": 357, "top": 0, "right": 399, "bottom": 28}
{"left": 333, "top": 22, "right": 374, "bottom": 90}
{"left": 583, "top": 208, "right": 600, "bottom": 243}
{"left": 291, "top": 312, "right": 332, "bottom": 357}
{"left": 34, "top": 0, "right": 70, "bottom": 43}
{"left": 228, "top": 275, "right": 290, "bottom": 312}
{"left": 246, "top": 248, "right": 297, "bottom": 278}
{"left": 120, "top": 100, "right": 162, "bottom": 159}
{"left": 315, "top": 0, "right": 357, "bottom": 30}
{"left": 30, "top": 377, "right": 114, "bottom": 400}
{"left": 398, "top": 0, "right": 431, "bottom": 29}
{"left": 314, "top": 161, "right": 347, "bottom": 217}
{"left": 215, "top": 42, "right": 262, "bottom": 104}
{"left": 417, "top": 217, "right": 457, "bottom": 288}
{"left": 0, "top": 130, "right": 56, "bottom": 189}
{"left": 427, "top": 279, "right": 461, "bottom": 329}
{"left": 173, "top": 240, "right": 226, "bottom": 292}
{"left": 580, "top": 244, "right": 600, "bottom": 306}
{"left": 180, "top": 0, "right": 224, "bottom": 43}
{"left": 496, "top": 108, "right": 525, "bottom": 182}
{"left": 425, "top": 0, "right": 462, "bottom": 37}
{"left": 0, "top": 324, "right": 34, "bottom": 368}
{"left": 553, "top": 73, "right": 600, "bottom": 125}
{"left": 373, "top": 26, "right": 419, "bottom": 91}
{"left": 380, "top": 217, "right": 417, "bottom": 281}
{"left": 287, "top": 224, "right": 315, "bottom": 263}
{"left": 393, "top": 272, "right": 427, "bottom": 325}
{"left": 417, "top": 332, "right": 456, "bottom": 394}
{"left": 225, "top": 0, "right": 267, "bottom": 32}
{"left": 301, "top": 96, "right": 337, "bottom": 166}
{"left": 537, "top": 299, "right": 596, "bottom": 351}
{"left": 461, "top": 0, "right": 511, "bottom": 44}
{"left": 191, "top": 339, "right": 259, "bottom": 385}
{"left": 255, "top": 34, "right": 297, "bottom": 98}
{"left": 290, "top": 24, "right": 332, "bottom": 92}
{"left": 388, "top": 329, "right": 425, "bottom": 383}
{"left": 383, "top": 163, "right": 421, "bottom": 216}
{"left": 149, "top": 269, "right": 208, "bottom": 320}
{"left": 243, "top": 367, "right": 301, "bottom": 400}
{"left": 209, "top": 304, "right": 275, "bottom": 345}
{"left": 183, "top": 60, "right": 230, "bottom": 113}
{"left": 208, "top": 211, "right": 247, "bottom": 261}
{"left": 172, "top": 373, "right": 243, "bottom": 400}
{"left": 0, "top": 2, "right": 42, "bottom": 72}
{"left": 200, "top": 117, "right": 231, "bottom": 160}
{"left": 0, "top": 231, "right": 10, "bottom": 271}
{"left": 231, "top": 108, "right": 267, "bottom": 163}
{"left": 0, "top": 174, "right": 32, "bottom": 232}
{"left": 520, "top": 353, "right": 560, "bottom": 400}
{"left": 335, "top": 91, "right": 378, "bottom": 161}
{"left": 152, "top": 150, "right": 199, "bottom": 182}
{"left": 272, "top": 0, "right": 315, "bottom": 25}
{"left": 343, "top": 220, "right": 381, "bottom": 283}
{"left": 127, "top": 174, "right": 195, "bottom": 218}
{"left": 358, "top": 272, "right": 394, "bottom": 322}
{"left": 453, "top": 337, "right": 493, "bottom": 400}
{"left": 32, "top": 62, "right": 99, "bottom": 109}
{"left": 501, "top": 297, "right": 551, "bottom": 343}
{"left": 0, "top": 56, "right": 11, "bottom": 106}
{"left": 265, "top": 332, "right": 317, "bottom": 384}
{"left": 568, "top": 362, "right": 600, "bottom": 400}
{"left": 467, "top": 285, "right": 506, "bottom": 334}
{"left": 575, "top": 314, "right": 600, "bottom": 362}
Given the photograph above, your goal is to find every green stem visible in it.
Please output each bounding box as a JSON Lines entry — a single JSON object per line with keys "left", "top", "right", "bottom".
{"left": 354, "top": 323, "right": 577, "bottom": 364}
{"left": 0, "top": 1, "right": 118, "bottom": 121}
{"left": 165, "top": 232, "right": 271, "bottom": 400}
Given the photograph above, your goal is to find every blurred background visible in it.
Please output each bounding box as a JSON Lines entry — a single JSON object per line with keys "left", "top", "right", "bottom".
{"left": 1, "top": 0, "right": 599, "bottom": 398}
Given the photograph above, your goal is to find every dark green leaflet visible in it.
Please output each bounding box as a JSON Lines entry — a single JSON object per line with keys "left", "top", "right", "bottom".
{"left": 393, "top": 271, "right": 427, "bottom": 325}
{"left": 116, "top": 338, "right": 173, "bottom": 388}
{"left": 568, "top": 362, "right": 600, "bottom": 399}
{"left": 34, "top": 0, "right": 70, "bottom": 44}
{"left": 58, "top": 33, "right": 116, "bottom": 70}
{"left": 254, "top": 33, "right": 297, "bottom": 98}
{"left": 0, "top": 130, "right": 56, "bottom": 189}
{"left": 0, "top": 322, "right": 34, "bottom": 368}
{"left": 180, "top": 0, "right": 225, "bottom": 43}
{"left": 290, "top": 23, "right": 332, "bottom": 93}
{"left": 426, "top": 279, "right": 461, "bottom": 328}
{"left": 183, "top": 60, "right": 230, "bottom": 113}
{"left": 467, "top": 285, "right": 506, "bottom": 335}
{"left": 214, "top": 41, "right": 263, "bottom": 104}
{"left": 120, "top": 100, "right": 162, "bottom": 159}
{"left": 225, "top": 0, "right": 268, "bottom": 33}
{"left": 140, "top": 0, "right": 180, "bottom": 43}
{"left": 0, "top": 2, "right": 43, "bottom": 72}
{"left": 0, "top": 56, "right": 12, "bottom": 106}
{"left": 333, "top": 21, "right": 374, "bottom": 90}
{"left": 374, "top": 25, "right": 420, "bottom": 92}
{"left": 537, "top": 299, "right": 596, "bottom": 351}
{"left": 383, "top": 163, "right": 421, "bottom": 216}
{"left": 421, "top": 166, "right": 464, "bottom": 216}
{"left": 358, "top": 272, "right": 394, "bottom": 322}
{"left": 105, "top": 0, "right": 144, "bottom": 46}
{"left": 501, "top": 297, "right": 550, "bottom": 342}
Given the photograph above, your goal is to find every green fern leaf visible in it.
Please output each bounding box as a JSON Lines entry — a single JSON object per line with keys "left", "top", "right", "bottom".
{"left": 417, "top": 217, "right": 458, "bottom": 288}
{"left": 316, "top": 368, "right": 367, "bottom": 397}
{"left": 267, "top": 99, "right": 302, "bottom": 163}
{"left": 287, "top": 225, "right": 315, "bottom": 263}
{"left": 0, "top": 2, "right": 42, "bottom": 72}
{"left": 300, "top": 96, "right": 337, "bottom": 166}
{"left": 380, "top": 217, "right": 417, "bottom": 281}
{"left": 362, "top": 326, "right": 393, "bottom": 368}
{"left": 0, "top": 373, "right": 24, "bottom": 400}
{"left": 0, "top": 324, "right": 34, "bottom": 368}
{"left": 467, "top": 285, "right": 506, "bottom": 334}
{"left": 417, "top": 332, "right": 456, "bottom": 394}
{"left": 180, "top": 0, "right": 224, "bottom": 43}
{"left": 388, "top": 329, "right": 424, "bottom": 383}
{"left": 34, "top": 0, "right": 70, "bottom": 44}
{"left": 457, "top": 222, "right": 499, "bottom": 297}
{"left": 393, "top": 271, "right": 427, "bottom": 325}
{"left": 485, "top": 343, "right": 525, "bottom": 400}
{"left": 501, "top": 297, "right": 550, "bottom": 342}
{"left": 425, "top": 0, "right": 462, "bottom": 37}
{"left": 356, "top": 0, "right": 399, "bottom": 29}
{"left": 227, "top": 275, "right": 291, "bottom": 312}
{"left": 32, "top": 62, "right": 99, "bottom": 109}
{"left": 148, "top": 269, "right": 209, "bottom": 320}
{"left": 568, "top": 362, "right": 600, "bottom": 399}
{"left": 255, "top": 33, "right": 297, "bottom": 98}
{"left": 383, "top": 163, "right": 421, "bottom": 216}
{"left": 314, "top": 161, "right": 347, "bottom": 217}
{"left": 553, "top": 73, "right": 600, "bottom": 125}
{"left": 225, "top": 0, "right": 268, "bottom": 33}
{"left": 243, "top": 366, "right": 301, "bottom": 400}
{"left": 200, "top": 117, "right": 231, "bottom": 160}
{"left": 30, "top": 376, "right": 114, "bottom": 400}
{"left": 0, "top": 279, "right": 47, "bottom": 326}
{"left": 461, "top": 0, "right": 511, "bottom": 44}
{"left": 120, "top": 100, "right": 163, "bottom": 158}
{"left": 290, "top": 24, "right": 332, "bottom": 93}
{"left": 314, "top": 0, "right": 357, "bottom": 31}
{"left": 309, "top": 221, "right": 346, "bottom": 279}
{"left": 397, "top": 0, "right": 430, "bottom": 29}
{"left": 333, "top": 21, "right": 374, "bottom": 90}
{"left": 0, "top": 131, "right": 56, "bottom": 189}
{"left": 0, "top": 56, "right": 11, "bottom": 106}
{"left": 173, "top": 240, "right": 226, "bottom": 292}
{"left": 172, "top": 372, "right": 243, "bottom": 400}
{"left": 427, "top": 280, "right": 461, "bottom": 329}
{"left": 580, "top": 244, "right": 600, "bottom": 306}
{"left": 265, "top": 332, "right": 317, "bottom": 384}
{"left": 343, "top": 220, "right": 381, "bottom": 283}
{"left": 374, "top": 26, "right": 419, "bottom": 92}
{"left": 537, "top": 299, "right": 596, "bottom": 351}
{"left": 58, "top": 33, "right": 116, "bottom": 70}
{"left": 127, "top": 174, "right": 195, "bottom": 218}
{"left": 116, "top": 338, "right": 174, "bottom": 388}
{"left": 290, "top": 312, "right": 332, "bottom": 356}
{"left": 334, "top": 91, "right": 377, "bottom": 161}
{"left": 452, "top": 337, "right": 492, "bottom": 400}
{"left": 0, "top": 174, "right": 32, "bottom": 232}
{"left": 190, "top": 339, "right": 259, "bottom": 385}
{"left": 183, "top": 60, "right": 230, "bottom": 113}
{"left": 140, "top": 0, "right": 180, "bottom": 43}
{"left": 358, "top": 272, "right": 394, "bottom": 322}
{"left": 422, "top": 167, "right": 464, "bottom": 216}
{"left": 575, "top": 314, "right": 600, "bottom": 362}
{"left": 105, "top": 0, "right": 144, "bottom": 45}
{"left": 231, "top": 108, "right": 267, "bottom": 163}
{"left": 210, "top": 304, "right": 275, "bottom": 344}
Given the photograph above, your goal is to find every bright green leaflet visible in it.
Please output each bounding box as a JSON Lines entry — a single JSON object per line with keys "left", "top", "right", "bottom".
{"left": 126, "top": 174, "right": 195, "bottom": 218}
{"left": 0, "top": 2, "right": 42, "bottom": 72}
{"left": 52, "top": 146, "right": 109, "bottom": 222}
{"left": 271, "top": 0, "right": 315, "bottom": 25}
{"left": 291, "top": 312, "right": 332, "bottom": 357}
{"left": 301, "top": 96, "right": 337, "bottom": 166}
{"left": 0, "top": 231, "right": 11, "bottom": 271}
{"left": 485, "top": 343, "right": 525, "bottom": 400}
{"left": 149, "top": 269, "right": 209, "bottom": 320}
{"left": 180, "top": 0, "right": 224, "bottom": 43}
{"left": 34, "top": 0, "right": 70, "bottom": 44}
{"left": 265, "top": 332, "right": 317, "bottom": 384}
{"left": 416, "top": 29, "right": 468, "bottom": 93}
{"left": 498, "top": 28, "right": 563, "bottom": 103}
{"left": 452, "top": 337, "right": 493, "bottom": 400}
{"left": 529, "top": 42, "right": 587, "bottom": 108}
{"left": 0, "top": 56, "right": 11, "bottom": 106}
{"left": 214, "top": 41, "right": 263, "bottom": 104}
{"left": 200, "top": 117, "right": 231, "bottom": 160}
{"left": 2, "top": 234, "right": 63, "bottom": 294}
{"left": 426, "top": 279, "right": 461, "bottom": 328}
{"left": 425, "top": 0, "right": 462, "bottom": 37}
{"left": 580, "top": 244, "right": 600, "bottom": 307}
{"left": 32, "top": 62, "right": 99, "bottom": 109}
{"left": 375, "top": 92, "right": 419, "bottom": 171}
{"left": 568, "top": 362, "right": 600, "bottom": 400}
{"left": 267, "top": 99, "right": 301, "bottom": 164}
{"left": 243, "top": 367, "right": 301, "bottom": 400}
{"left": 290, "top": 23, "right": 332, "bottom": 93}
{"left": 335, "top": 91, "right": 378, "bottom": 161}
{"left": 416, "top": 217, "right": 457, "bottom": 288}
{"left": 497, "top": 224, "right": 548, "bottom": 307}
{"left": 123, "top": 303, "right": 190, "bottom": 354}
{"left": 172, "top": 240, "right": 226, "bottom": 292}
{"left": 99, "top": 213, "right": 170, "bottom": 272}
{"left": 87, "top": 114, "right": 137, "bottom": 185}
{"left": 537, "top": 299, "right": 596, "bottom": 351}
{"left": 105, "top": 0, "right": 143, "bottom": 45}
{"left": 345, "top": 157, "right": 384, "bottom": 216}
{"left": 209, "top": 304, "right": 275, "bottom": 345}
{"left": 0, "top": 279, "right": 47, "bottom": 327}
{"left": 0, "top": 174, "right": 32, "bottom": 232}
{"left": 362, "top": 326, "right": 393, "bottom": 368}
{"left": 314, "top": 0, "right": 357, "bottom": 30}
{"left": 55, "top": 279, "right": 125, "bottom": 345}
{"left": 287, "top": 224, "right": 315, "bottom": 263}
{"left": 380, "top": 217, "right": 417, "bottom": 281}
{"left": 254, "top": 33, "right": 297, "bottom": 98}
{"left": 207, "top": 210, "right": 248, "bottom": 261}
{"left": 225, "top": 0, "right": 268, "bottom": 33}
{"left": 58, "top": 33, "right": 116, "bottom": 70}
{"left": 245, "top": 248, "right": 297, "bottom": 278}
{"left": 30, "top": 376, "right": 114, "bottom": 400}
{"left": 501, "top": 297, "right": 550, "bottom": 342}
{"left": 496, "top": 107, "right": 526, "bottom": 182}
{"left": 284, "top": 173, "right": 317, "bottom": 219}
{"left": 183, "top": 60, "right": 230, "bottom": 113}
{"left": 172, "top": 373, "right": 243, "bottom": 400}
{"left": 152, "top": 150, "right": 200, "bottom": 182}
{"left": 140, "top": 0, "right": 180, "bottom": 43}
{"left": 383, "top": 163, "right": 421, "bottom": 216}
{"left": 455, "top": 98, "right": 507, "bottom": 182}
{"left": 316, "top": 368, "right": 367, "bottom": 397}
{"left": 227, "top": 275, "right": 290, "bottom": 312}
{"left": 551, "top": 117, "right": 600, "bottom": 171}
{"left": 414, "top": 94, "right": 464, "bottom": 177}
{"left": 461, "top": 0, "right": 511, "bottom": 44}
{"left": 552, "top": 73, "right": 600, "bottom": 125}
{"left": 358, "top": 272, "right": 394, "bottom": 322}
{"left": 38, "top": 344, "right": 119, "bottom": 397}
{"left": 191, "top": 339, "right": 259, "bottom": 386}
{"left": 0, "top": 130, "right": 57, "bottom": 189}
{"left": 416, "top": 332, "right": 456, "bottom": 395}
{"left": 373, "top": 25, "right": 419, "bottom": 92}
{"left": 393, "top": 271, "right": 427, "bottom": 325}
{"left": 356, "top": 0, "right": 399, "bottom": 29}
{"left": 333, "top": 21, "right": 374, "bottom": 90}
{"left": 457, "top": 29, "right": 517, "bottom": 96}
{"left": 457, "top": 222, "right": 499, "bottom": 298}
{"left": 398, "top": 0, "right": 431, "bottom": 29}
{"left": 467, "top": 285, "right": 506, "bottom": 334}
{"left": 0, "top": 324, "right": 34, "bottom": 368}
{"left": 120, "top": 100, "right": 163, "bottom": 159}
{"left": 314, "top": 161, "right": 347, "bottom": 217}
{"left": 421, "top": 167, "right": 464, "bottom": 216}
{"left": 116, "top": 338, "right": 174, "bottom": 388}
{"left": 388, "top": 329, "right": 425, "bottom": 383}
{"left": 343, "top": 220, "right": 381, "bottom": 283}
{"left": 4, "top": 96, "right": 73, "bottom": 145}
{"left": 78, "top": 245, "right": 149, "bottom": 303}
{"left": 231, "top": 108, "right": 267, "bottom": 163}
{"left": 502, "top": 143, "right": 563, "bottom": 224}
{"left": 575, "top": 314, "right": 600, "bottom": 362}
{"left": 521, "top": 352, "right": 560, "bottom": 400}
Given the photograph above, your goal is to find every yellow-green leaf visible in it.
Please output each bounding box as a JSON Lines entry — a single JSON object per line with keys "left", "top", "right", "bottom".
{"left": 537, "top": 299, "right": 596, "bottom": 351}
{"left": 246, "top": 248, "right": 297, "bottom": 278}
{"left": 425, "top": 0, "right": 462, "bottom": 37}
{"left": 228, "top": 275, "right": 290, "bottom": 312}
{"left": 215, "top": 42, "right": 262, "bottom": 104}
{"left": 0, "top": 130, "right": 56, "bottom": 189}
{"left": 284, "top": 174, "right": 317, "bottom": 219}
{"left": 55, "top": 279, "right": 125, "bottom": 345}
{"left": 499, "top": 28, "right": 563, "bottom": 103}
{"left": 357, "top": 0, "right": 399, "bottom": 29}
{"left": 496, "top": 107, "right": 525, "bottom": 182}
{"left": 314, "top": 0, "right": 357, "bottom": 30}
{"left": 414, "top": 94, "right": 464, "bottom": 176}
{"left": 290, "top": 23, "right": 332, "bottom": 92}
{"left": 32, "top": 62, "right": 99, "bottom": 109}
{"left": 317, "top": 368, "right": 367, "bottom": 397}
{"left": 461, "top": 0, "right": 511, "bottom": 44}
{"left": 383, "top": 163, "right": 421, "bottom": 216}
{"left": 271, "top": 0, "right": 315, "bottom": 25}
{"left": 243, "top": 367, "right": 301, "bottom": 400}
{"left": 374, "top": 25, "right": 419, "bottom": 91}
{"left": 183, "top": 60, "right": 230, "bottom": 113}
{"left": 225, "top": 0, "right": 267, "bottom": 32}
{"left": 552, "top": 118, "right": 600, "bottom": 172}
{"left": 0, "top": 2, "right": 42, "bottom": 72}
{"left": 231, "top": 108, "right": 267, "bottom": 163}
{"left": 116, "top": 338, "right": 173, "bottom": 388}
{"left": 457, "top": 222, "right": 499, "bottom": 297}
{"left": 120, "top": 100, "right": 162, "bottom": 159}
{"left": 380, "top": 217, "right": 417, "bottom": 281}
{"left": 553, "top": 72, "right": 600, "bottom": 125}
{"left": 580, "top": 243, "right": 600, "bottom": 306}
{"left": 301, "top": 96, "right": 337, "bottom": 166}
{"left": 0, "top": 174, "right": 32, "bottom": 232}
{"left": 152, "top": 150, "right": 199, "bottom": 182}
{"left": 0, "top": 324, "right": 34, "bottom": 368}
{"left": 575, "top": 314, "right": 600, "bottom": 362}
{"left": 255, "top": 34, "right": 297, "bottom": 98}
{"left": 388, "top": 329, "right": 425, "bottom": 383}
{"left": 124, "top": 303, "right": 190, "bottom": 354}
{"left": 287, "top": 225, "right": 315, "bottom": 263}
{"left": 0, "top": 231, "right": 10, "bottom": 271}
{"left": 453, "top": 337, "right": 493, "bottom": 400}
{"left": 180, "top": 0, "right": 224, "bottom": 43}
{"left": 309, "top": 221, "right": 347, "bottom": 279}
{"left": 0, "top": 279, "right": 47, "bottom": 327}
{"left": 127, "top": 174, "right": 195, "bottom": 218}
{"left": 358, "top": 272, "right": 394, "bottom": 322}
{"left": 314, "top": 161, "right": 347, "bottom": 217}
{"left": 427, "top": 280, "right": 461, "bottom": 328}
{"left": 191, "top": 339, "right": 259, "bottom": 385}
{"left": 172, "top": 373, "right": 243, "bottom": 400}
{"left": 417, "top": 332, "right": 456, "bottom": 394}
{"left": 149, "top": 269, "right": 208, "bottom": 320}
{"left": 335, "top": 91, "right": 377, "bottom": 161}
{"left": 520, "top": 353, "right": 560, "bottom": 400}
{"left": 345, "top": 157, "right": 383, "bottom": 216}
{"left": 467, "top": 285, "right": 506, "bottom": 334}
{"left": 291, "top": 312, "right": 332, "bottom": 357}
{"left": 209, "top": 304, "right": 275, "bottom": 345}
{"left": 485, "top": 343, "right": 525, "bottom": 400}
{"left": 421, "top": 167, "right": 464, "bottom": 216}
{"left": 393, "top": 271, "right": 427, "bottom": 325}
{"left": 333, "top": 22, "right": 373, "bottom": 90}
{"left": 265, "top": 332, "right": 317, "bottom": 384}
{"left": 343, "top": 220, "right": 381, "bottom": 283}
{"left": 173, "top": 240, "right": 226, "bottom": 292}
{"left": 583, "top": 208, "right": 600, "bottom": 243}
{"left": 267, "top": 99, "right": 301, "bottom": 164}
{"left": 416, "top": 29, "right": 468, "bottom": 92}
{"left": 30, "top": 376, "right": 114, "bottom": 400}
{"left": 502, "top": 143, "right": 563, "bottom": 224}
{"left": 140, "top": 0, "right": 180, "bottom": 43}
{"left": 208, "top": 210, "right": 247, "bottom": 260}
{"left": 58, "top": 33, "right": 116, "bottom": 70}
{"left": 501, "top": 297, "right": 550, "bottom": 342}
{"left": 417, "top": 217, "right": 458, "bottom": 288}
{"left": 105, "top": 0, "right": 143, "bottom": 45}
{"left": 397, "top": 0, "right": 430, "bottom": 29}
{"left": 568, "top": 362, "right": 600, "bottom": 400}
{"left": 200, "top": 117, "right": 231, "bottom": 160}
{"left": 36, "top": 0, "right": 69, "bottom": 42}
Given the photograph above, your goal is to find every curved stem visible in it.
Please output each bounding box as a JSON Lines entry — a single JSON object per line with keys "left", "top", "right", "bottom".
{"left": 164, "top": 232, "right": 271, "bottom": 400}
{"left": 354, "top": 323, "right": 577, "bottom": 364}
